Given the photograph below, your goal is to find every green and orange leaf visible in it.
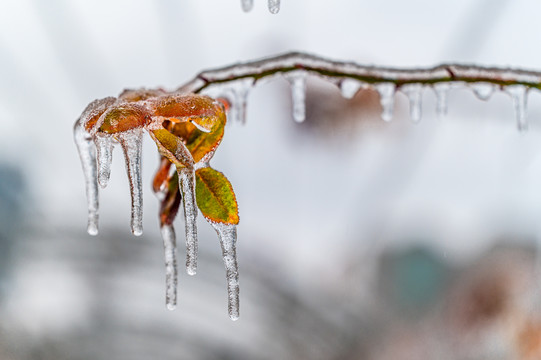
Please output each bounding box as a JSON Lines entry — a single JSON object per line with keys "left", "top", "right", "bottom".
{"left": 99, "top": 103, "right": 151, "bottom": 134}
{"left": 149, "top": 128, "right": 194, "bottom": 167}
{"left": 195, "top": 167, "right": 239, "bottom": 225}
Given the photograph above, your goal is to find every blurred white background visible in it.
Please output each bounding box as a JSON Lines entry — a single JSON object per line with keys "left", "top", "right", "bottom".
{"left": 1, "top": 1, "right": 541, "bottom": 359}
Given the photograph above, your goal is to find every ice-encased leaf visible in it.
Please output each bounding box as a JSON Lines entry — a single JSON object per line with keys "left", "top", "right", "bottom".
{"left": 268, "top": 0, "right": 280, "bottom": 13}
{"left": 98, "top": 103, "right": 150, "bottom": 134}
{"left": 177, "top": 166, "right": 198, "bottom": 276}
{"left": 94, "top": 133, "right": 114, "bottom": 189}
{"left": 73, "top": 119, "right": 99, "bottom": 236}
{"left": 80, "top": 97, "right": 116, "bottom": 134}
{"left": 150, "top": 129, "right": 195, "bottom": 168}
{"left": 153, "top": 156, "right": 172, "bottom": 196}
{"left": 195, "top": 167, "right": 239, "bottom": 225}
{"left": 159, "top": 171, "right": 181, "bottom": 227}
{"left": 118, "top": 129, "right": 144, "bottom": 236}
{"left": 505, "top": 84, "right": 528, "bottom": 132}
{"left": 161, "top": 224, "right": 178, "bottom": 310}
{"left": 470, "top": 82, "right": 496, "bottom": 101}
{"left": 286, "top": 72, "right": 307, "bottom": 123}
{"left": 241, "top": 0, "right": 254, "bottom": 12}
{"left": 433, "top": 83, "right": 450, "bottom": 118}
{"left": 211, "top": 222, "right": 239, "bottom": 321}
{"left": 401, "top": 84, "right": 423, "bottom": 123}
{"left": 375, "top": 83, "right": 395, "bottom": 122}
{"left": 339, "top": 78, "right": 364, "bottom": 99}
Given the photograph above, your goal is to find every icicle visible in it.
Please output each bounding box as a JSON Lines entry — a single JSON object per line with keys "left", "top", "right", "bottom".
{"left": 118, "top": 129, "right": 144, "bottom": 236}
{"left": 470, "top": 82, "right": 495, "bottom": 101}
{"left": 401, "top": 84, "right": 423, "bottom": 122}
{"left": 177, "top": 167, "right": 198, "bottom": 275}
{"left": 211, "top": 222, "right": 239, "bottom": 321}
{"left": 161, "top": 224, "right": 178, "bottom": 310}
{"left": 268, "top": 0, "right": 280, "bottom": 13}
{"left": 375, "top": 83, "right": 395, "bottom": 122}
{"left": 505, "top": 85, "right": 528, "bottom": 132}
{"left": 286, "top": 72, "right": 307, "bottom": 123}
{"left": 241, "top": 0, "right": 254, "bottom": 12}
{"left": 433, "top": 83, "right": 450, "bottom": 118}
{"left": 228, "top": 79, "right": 252, "bottom": 124}
{"left": 94, "top": 133, "right": 114, "bottom": 188}
{"left": 340, "top": 78, "right": 363, "bottom": 99}
{"left": 73, "top": 120, "right": 99, "bottom": 236}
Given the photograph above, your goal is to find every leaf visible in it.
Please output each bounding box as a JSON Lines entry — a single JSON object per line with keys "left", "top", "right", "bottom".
{"left": 159, "top": 172, "right": 181, "bottom": 226}
{"left": 195, "top": 167, "right": 239, "bottom": 225}
{"left": 81, "top": 97, "right": 116, "bottom": 132}
{"left": 152, "top": 156, "right": 172, "bottom": 194}
{"left": 149, "top": 128, "right": 194, "bottom": 167}
{"left": 99, "top": 103, "right": 151, "bottom": 134}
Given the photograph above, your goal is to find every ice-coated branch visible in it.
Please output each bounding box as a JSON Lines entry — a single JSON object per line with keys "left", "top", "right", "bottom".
{"left": 179, "top": 52, "right": 541, "bottom": 94}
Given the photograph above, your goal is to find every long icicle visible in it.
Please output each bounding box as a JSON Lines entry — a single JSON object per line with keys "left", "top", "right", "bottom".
{"left": 118, "top": 129, "right": 144, "bottom": 236}
{"left": 211, "top": 222, "right": 240, "bottom": 321}
{"left": 177, "top": 166, "right": 198, "bottom": 275}
{"left": 73, "top": 119, "right": 99, "bottom": 236}
{"left": 94, "top": 133, "right": 114, "bottom": 188}
{"left": 161, "top": 224, "right": 178, "bottom": 310}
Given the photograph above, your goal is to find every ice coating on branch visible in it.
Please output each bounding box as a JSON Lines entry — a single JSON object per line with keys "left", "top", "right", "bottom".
{"left": 161, "top": 224, "right": 178, "bottom": 310}
{"left": 433, "top": 83, "right": 450, "bottom": 118}
{"left": 178, "top": 167, "right": 198, "bottom": 275}
{"left": 118, "top": 129, "right": 144, "bottom": 236}
{"left": 211, "top": 222, "right": 239, "bottom": 321}
{"left": 470, "top": 82, "right": 496, "bottom": 101}
{"left": 340, "top": 78, "right": 363, "bottom": 99}
{"left": 505, "top": 85, "right": 528, "bottom": 132}
{"left": 286, "top": 72, "right": 307, "bottom": 123}
{"left": 268, "top": 0, "right": 280, "bottom": 13}
{"left": 94, "top": 133, "right": 114, "bottom": 188}
{"left": 401, "top": 84, "right": 423, "bottom": 122}
{"left": 74, "top": 120, "right": 99, "bottom": 236}
{"left": 241, "top": 0, "right": 254, "bottom": 11}
{"left": 375, "top": 83, "right": 395, "bottom": 122}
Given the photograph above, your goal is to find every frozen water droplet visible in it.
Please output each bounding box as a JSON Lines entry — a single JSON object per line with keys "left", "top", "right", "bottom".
{"left": 340, "top": 78, "right": 363, "bottom": 99}
{"left": 433, "top": 83, "right": 450, "bottom": 118}
{"left": 241, "top": 0, "right": 254, "bottom": 11}
{"left": 74, "top": 119, "right": 99, "bottom": 235}
{"left": 375, "top": 83, "right": 395, "bottom": 122}
{"left": 118, "top": 129, "right": 144, "bottom": 236}
{"left": 211, "top": 222, "right": 239, "bottom": 321}
{"left": 161, "top": 224, "right": 178, "bottom": 311}
{"left": 286, "top": 72, "right": 307, "bottom": 123}
{"left": 268, "top": 0, "right": 280, "bottom": 13}
{"left": 177, "top": 167, "right": 198, "bottom": 275}
{"left": 505, "top": 85, "right": 528, "bottom": 132}
{"left": 401, "top": 84, "right": 423, "bottom": 123}
{"left": 470, "top": 82, "right": 495, "bottom": 101}
{"left": 94, "top": 133, "right": 114, "bottom": 189}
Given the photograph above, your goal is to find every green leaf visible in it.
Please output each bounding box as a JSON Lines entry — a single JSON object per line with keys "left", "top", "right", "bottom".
{"left": 195, "top": 167, "right": 239, "bottom": 225}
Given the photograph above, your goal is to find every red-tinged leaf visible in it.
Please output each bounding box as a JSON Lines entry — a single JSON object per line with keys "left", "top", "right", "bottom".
{"left": 195, "top": 167, "right": 239, "bottom": 225}
{"left": 119, "top": 88, "right": 166, "bottom": 103}
{"left": 81, "top": 97, "right": 116, "bottom": 132}
{"left": 160, "top": 172, "right": 181, "bottom": 226}
{"left": 152, "top": 156, "right": 172, "bottom": 194}
{"left": 99, "top": 103, "right": 151, "bottom": 134}
{"left": 149, "top": 128, "right": 194, "bottom": 168}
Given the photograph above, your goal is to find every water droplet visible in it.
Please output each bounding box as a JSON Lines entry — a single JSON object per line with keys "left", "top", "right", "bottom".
{"left": 470, "top": 82, "right": 495, "bottom": 101}
{"left": 375, "top": 83, "right": 395, "bottom": 122}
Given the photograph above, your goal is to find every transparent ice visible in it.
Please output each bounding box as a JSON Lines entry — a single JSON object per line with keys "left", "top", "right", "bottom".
{"left": 339, "top": 78, "right": 363, "bottom": 99}
{"left": 94, "top": 133, "right": 114, "bottom": 188}
{"left": 470, "top": 82, "right": 496, "bottom": 101}
{"left": 286, "top": 72, "right": 307, "bottom": 123}
{"left": 161, "top": 224, "right": 178, "bottom": 310}
{"left": 177, "top": 166, "right": 198, "bottom": 275}
{"left": 268, "top": 0, "right": 280, "bottom": 14}
{"left": 211, "top": 222, "right": 239, "bottom": 321}
{"left": 118, "top": 129, "right": 144, "bottom": 236}
{"left": 241, "top": 0, "right": 254, "bottom": 12}
{"left": 433, "top": 83, "right": 450, "bottom": 118}
{"left": 227, "top": 79, "right": 253, "bottom": 124}
{"left": 505, "top": 85, "right": 528, "bottom": 132}
{"left": 375, "top": 83, "right": 395, "bottom": 122}
{"left": 401, "top": 84, "right": 423, "bottom": 123}
{"left": 73, "top": 119, "right": 99, "bottom": 236}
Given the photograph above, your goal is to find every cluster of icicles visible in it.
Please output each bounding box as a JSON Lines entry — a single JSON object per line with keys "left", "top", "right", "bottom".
{"left": 202, "top": 72, "right": 530, "bottom": 131}
{"left": 241, "top": 0, "right": 280, "bottom": 14}
{"left": 73, "top": 100, "right": 240, "bottom": 320}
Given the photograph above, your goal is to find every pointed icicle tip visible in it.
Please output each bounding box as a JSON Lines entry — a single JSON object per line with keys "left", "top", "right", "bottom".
{"left": 286, "top": 72, "right": 307, "bottom": 123}
{"left": 471, "top": 82, "right": 496, "bottom": 101}
{"left": 401, "top": 84, "right": 423, "bottom": 123}
{"left": 375, "top": 83, "right": 395, "bottom": 122}
{"left": 505, "top": 84, "right": 528, "bottom": 132}
{"left": 241, "top": 0, "right": 254, "bottom": 12}
{"left": 161, "top": 224, "right": 178, "bottom": 311}
{"left": 268, "top": 0, "right": 280, "bottom": 13}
